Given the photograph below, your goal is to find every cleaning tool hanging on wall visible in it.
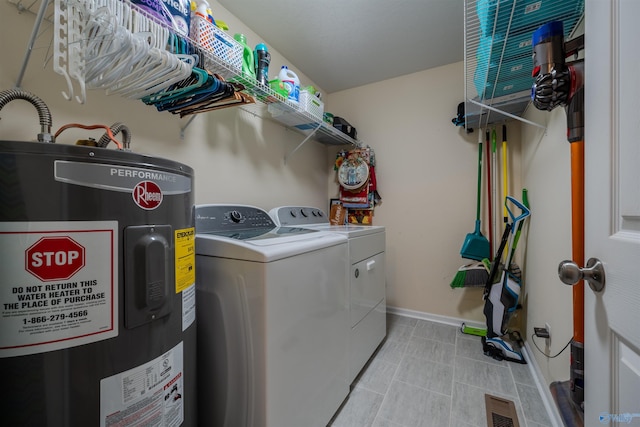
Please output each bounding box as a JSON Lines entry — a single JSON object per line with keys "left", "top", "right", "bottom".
{"left": 459, "top": 129, "right": 490, "bottom": 261}
{"left": 502, "top": 125, "right": 508, "bottom": 227}
{"left": 485, "top": 129, "right": 493, "bottom": 257}
{"left": 491, "top": 128, "right": 498, "bottom": 249}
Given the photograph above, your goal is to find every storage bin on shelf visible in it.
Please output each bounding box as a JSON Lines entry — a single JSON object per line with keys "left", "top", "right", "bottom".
{"left": 474, "top": 55, "right": 533, "bottom": 99}
{"left": 267, "top": 103, "right": 321, "bottom": 130}
{"left": 476, "top": 0, "right": 584, "bottom": 38}
{"left": 475, "top": 78, "right": 531, "bottom": 100}
{"left": 299, "top": 90, "right": 324, "bottom": 122}
{"left": 473, "top": 0, "right": 584, "bottom": 101}
{"left": 477, "top": 32, "right": 533, "bottom": 65}
{"left": 190, "top": 15, "right": 243, "bottom": 78}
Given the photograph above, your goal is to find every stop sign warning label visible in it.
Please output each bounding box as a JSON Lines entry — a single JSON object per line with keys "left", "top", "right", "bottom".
{"left": 26, "top": 236, "right": 86, "bottom": 281}
{"left": 0, "top": 221, "right": 118, "bottom": 358}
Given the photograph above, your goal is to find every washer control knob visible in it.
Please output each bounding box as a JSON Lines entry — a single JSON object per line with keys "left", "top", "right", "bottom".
{"left": 289, "top": 209, "right": 297, "bottom": 217}
{"left": 229, "top": 210, "right": 243, "bottom": 223}
{"left": 301, "top": 209, "right": 308, "bottom": 217}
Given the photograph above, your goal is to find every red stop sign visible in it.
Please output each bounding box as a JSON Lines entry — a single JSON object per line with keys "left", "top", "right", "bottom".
{"left": 25, "top": 237, "right": 86, "bottom": 281}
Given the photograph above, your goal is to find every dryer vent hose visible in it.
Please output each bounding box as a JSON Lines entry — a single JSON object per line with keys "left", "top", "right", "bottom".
{"left": 98, "top": 122, "right": 131, "bottom": 150}
{"left": 0, "top": 89, "right": 53, "bottom": 142}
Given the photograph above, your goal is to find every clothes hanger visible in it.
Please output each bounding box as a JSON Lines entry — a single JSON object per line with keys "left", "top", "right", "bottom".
{"left": 141, "top": 66, "right": 209, "bottom": 105}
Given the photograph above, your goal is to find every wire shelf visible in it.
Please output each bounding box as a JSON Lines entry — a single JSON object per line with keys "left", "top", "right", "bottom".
{"left": 464, "top": 0, "right": 584, "bottom": 130}
{"left": 13, "top": 0, "right": 359, "bottom": 147}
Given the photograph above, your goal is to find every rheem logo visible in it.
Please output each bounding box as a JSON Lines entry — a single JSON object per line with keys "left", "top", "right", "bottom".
{"left": 26, "top": 237, "right": 86, "bottom": 281}
{"left": 132, "top": 180, "right": 163, "bottom": 210}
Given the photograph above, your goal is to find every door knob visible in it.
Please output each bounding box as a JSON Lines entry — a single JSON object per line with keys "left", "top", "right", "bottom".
{"left": 558, "top": 258, "right": 606, "bottom": 293}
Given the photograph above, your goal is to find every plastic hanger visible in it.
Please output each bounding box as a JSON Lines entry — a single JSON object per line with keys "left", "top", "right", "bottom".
{"left": 153, "top": 74, "right": 221, "bottom": 111}
{"left": 141, "top": 66, "right": 208, "bottom": 105}
{"left": 88, "top": 30, "right": 153, "bottom": 89}
{"left": 112, "top": 51, "right": 193, "bottom": 99}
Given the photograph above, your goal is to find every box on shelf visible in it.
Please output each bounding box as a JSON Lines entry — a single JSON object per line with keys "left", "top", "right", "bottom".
{"left": 477, "top": 32, "right": 534, "bottom": 66}
{"left": 475, "top": 75, "right": 532, "bottom": 100}
{"left": 476, "top": 0, "right": 584, "bottom": 38}
{"left": 475, "top": 56, "right": 533, "bottom": 97}
{"left": 333, "top": 117, "right": 357, "bottom": 140}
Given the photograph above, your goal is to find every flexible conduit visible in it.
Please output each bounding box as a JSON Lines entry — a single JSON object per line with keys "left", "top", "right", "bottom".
{"left": 0, "top": 89, "right": 53, "bottom": 142}
{"left": 98, "top": 122, "right": 131, "bottom": 150}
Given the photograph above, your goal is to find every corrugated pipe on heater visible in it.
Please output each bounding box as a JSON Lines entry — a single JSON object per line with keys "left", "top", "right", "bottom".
{"left": 0, "top": 88, "right": 53, "bottom": 142}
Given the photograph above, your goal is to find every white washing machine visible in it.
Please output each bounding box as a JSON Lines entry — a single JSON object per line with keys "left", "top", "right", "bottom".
{"left": 270, "top": 206, "right": 386, "bottom": 384}
{"left": 195, "top": 205, "right": 349, "bottom": 427}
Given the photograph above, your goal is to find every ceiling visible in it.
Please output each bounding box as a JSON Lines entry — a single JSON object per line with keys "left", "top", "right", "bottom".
{"left": 217, "top": 0, "right": 464, "bottom": 94}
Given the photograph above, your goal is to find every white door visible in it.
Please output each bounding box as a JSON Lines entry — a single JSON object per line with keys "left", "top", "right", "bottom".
{"left": 584, "top": 0, "right": 640, "bottom": 425}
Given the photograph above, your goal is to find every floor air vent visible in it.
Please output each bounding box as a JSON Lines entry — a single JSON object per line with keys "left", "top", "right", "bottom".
{"left": 485, "top": 394, "right": 520, "bottom": 427}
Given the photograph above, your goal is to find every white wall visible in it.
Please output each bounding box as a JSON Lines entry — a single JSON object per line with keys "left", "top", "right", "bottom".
{"left": 326, "top": 63, "right": 521, "bottom": 323}
{"left": 0, "top": 0, "right": 331, "bottom": 210}
{"left": 520, "top": 106, "right": 574, "bottom": 384}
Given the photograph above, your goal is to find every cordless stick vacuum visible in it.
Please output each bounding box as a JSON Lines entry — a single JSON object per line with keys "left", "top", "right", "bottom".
{"left": 531, "top": 21, "right": 585, "bottom": 410}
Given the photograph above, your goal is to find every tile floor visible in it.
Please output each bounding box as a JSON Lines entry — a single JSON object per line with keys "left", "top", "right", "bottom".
{"left": 328, "top": 313, "right": 553, "bottom": 427}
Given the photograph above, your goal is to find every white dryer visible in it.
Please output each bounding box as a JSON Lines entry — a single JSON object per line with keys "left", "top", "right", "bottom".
{"left": 195, "top": 205, "right": 349, "bottom": 427}
{"left": 270, "top": 206, "right": 386, "bottom": 384}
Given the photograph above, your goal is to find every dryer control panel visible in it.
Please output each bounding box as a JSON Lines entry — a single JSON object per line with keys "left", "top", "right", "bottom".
{"left": 271, "top": 206, "right": 328, "bottom": 226}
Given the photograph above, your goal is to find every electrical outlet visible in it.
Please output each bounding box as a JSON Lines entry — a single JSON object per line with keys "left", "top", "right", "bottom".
{"left": 545, "top": 322, "right": 551, "bottom": 346}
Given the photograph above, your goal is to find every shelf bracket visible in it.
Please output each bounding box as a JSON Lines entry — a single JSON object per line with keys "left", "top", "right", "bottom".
{"left": 15, "top": 0, "right": 51, "bottom": 88}
{"left": 179, "top": 115, "right": 197, "bottom": 140}
{"left": 284, "top": 122, "right": 323, "bottom": 165}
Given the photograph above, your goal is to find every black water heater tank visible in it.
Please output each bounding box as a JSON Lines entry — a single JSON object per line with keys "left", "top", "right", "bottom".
{"left": 0, "top": 140, "right": 196, "bottom": 426}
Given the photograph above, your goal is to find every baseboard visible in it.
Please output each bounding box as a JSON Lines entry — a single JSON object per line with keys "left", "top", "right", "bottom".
{"left": 386, "top": 305, "right": 563, "bottom": 427}
{"left": 386, "top": 305, "right": 486, "bottom": 330}
{"left": 522, "top": 343, "right": 565, "bottom": 427}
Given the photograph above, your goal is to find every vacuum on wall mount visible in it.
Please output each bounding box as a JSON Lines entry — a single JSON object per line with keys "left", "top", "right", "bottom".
{"left": 531, "top": 20, "right": 585, "bottom": 411}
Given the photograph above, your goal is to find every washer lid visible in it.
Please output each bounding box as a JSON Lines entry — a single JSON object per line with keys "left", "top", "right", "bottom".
{"left": 201, "top": 226, "right": 319, "bottom": 241}
{"left": 195, "top": 230, "right": 347, "bottom": 261}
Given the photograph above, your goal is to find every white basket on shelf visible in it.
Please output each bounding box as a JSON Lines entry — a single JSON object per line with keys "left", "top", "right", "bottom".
{"left": 300, "top": 90, "right": 324, "bottom": 122}
{"left": 190, "top": 15, "right": 242, "bottom": 76}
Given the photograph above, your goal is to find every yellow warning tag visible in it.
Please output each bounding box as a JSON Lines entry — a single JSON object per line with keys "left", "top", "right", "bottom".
{"left": 174, "top": 227, "right": 195, "bottom": 293}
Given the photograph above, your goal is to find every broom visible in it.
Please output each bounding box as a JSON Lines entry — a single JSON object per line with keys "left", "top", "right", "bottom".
{"left": 451, "top": 130, "right": 491, "bottom": 288}
{"left": 450, "top": 260, "right": 489, "bottom": 288}
{"left": 459, "top": 129, "right": 490, "bottom": 261}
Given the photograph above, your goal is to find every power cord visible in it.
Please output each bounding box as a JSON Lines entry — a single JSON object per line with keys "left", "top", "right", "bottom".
{"left": 531, "top": 333, "right": 573, "bottom": 358}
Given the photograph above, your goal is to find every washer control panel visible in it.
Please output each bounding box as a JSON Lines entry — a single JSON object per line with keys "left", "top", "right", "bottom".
{"left": 195, "top": 205, "right": 275, "bottom": 232}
